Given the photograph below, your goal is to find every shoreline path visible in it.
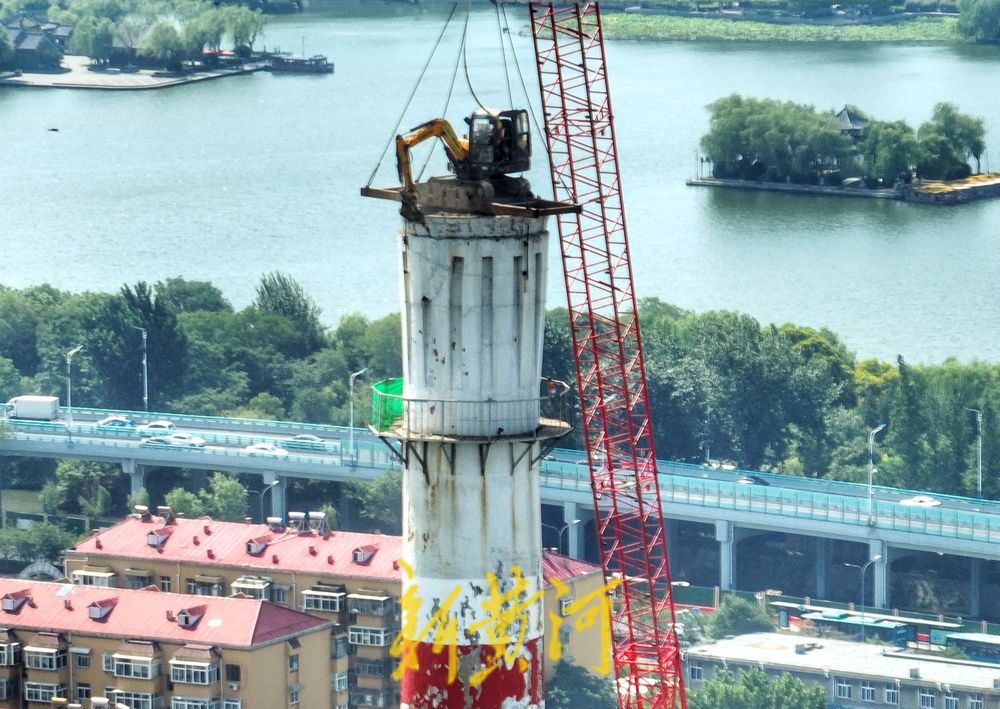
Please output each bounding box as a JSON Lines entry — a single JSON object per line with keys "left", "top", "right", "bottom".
{"left": 3, "top": 54, "right": 262, "bottom": 90}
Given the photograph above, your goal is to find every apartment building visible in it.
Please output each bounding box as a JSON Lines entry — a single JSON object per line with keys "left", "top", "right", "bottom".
{"left": 0, "top": 577, "right": 332, "bottom": 709}
{"left": 63, "top": 508, "right": 609, "bottom": 709}
{"left": 685, "top": 632, "right": 1000, "bottom": 709}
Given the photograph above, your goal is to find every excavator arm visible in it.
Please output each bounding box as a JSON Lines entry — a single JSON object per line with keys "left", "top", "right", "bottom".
{"left": 395, "top": 118, "right": 470, "bottom": 192}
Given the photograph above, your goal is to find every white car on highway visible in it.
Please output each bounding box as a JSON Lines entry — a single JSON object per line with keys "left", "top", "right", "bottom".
{"left": 244, "top": 442, "right": 288, "bottom": 457}
{"left": 137, "top": 420, "right": 176, "bottom": 435}
{"left": 141, "top": 433, "right": 205, "bottom": 448}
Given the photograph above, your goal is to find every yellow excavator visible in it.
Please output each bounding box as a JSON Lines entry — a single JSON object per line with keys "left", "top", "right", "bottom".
{"left": 394, "top": 108, "right": 531, "bottom": 190}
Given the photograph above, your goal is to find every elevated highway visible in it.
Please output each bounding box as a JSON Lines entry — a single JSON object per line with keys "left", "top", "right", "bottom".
{"left": 4, "top": 406, "right": 1000, "bottom": 611}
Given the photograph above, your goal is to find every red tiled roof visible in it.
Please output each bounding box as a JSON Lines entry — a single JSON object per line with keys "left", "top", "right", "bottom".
{"left": 541, "top": 551, "right": 604, "bottom": 584}
{"left": 0, "top": 579, "right": 329, "bottom": 647}
{"left": 73, "top": 516, "right": 602, "bottom": 585}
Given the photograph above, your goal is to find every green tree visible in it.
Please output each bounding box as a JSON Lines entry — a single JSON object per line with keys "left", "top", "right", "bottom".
{"left": 687, "top": 668, "right": 826, "bottom": 709}
{"left": 958, "top": 0, "right": 1000, "bottom": 41}
{"left": 254, "top": 272, "right": 326, "bottom": 356}
{"left": 345, "top": 469, "right": 402, "bottom": 535}
{"left": 0, "top": 523, "right": 79, "bottom": 564}
{"left": 50, "top": 460, "right": 122, "bottom": 516}
{"left": 70, "top": 16, "right": 115, "bottom": 63}
{"left": 165, "top": 487, "right": 205, "bottom": 517}
{"left": 225, "top": 6, "right": 265, "bottom": 53}
{"left": 0, "top": 286, "right": 44, "bottom": 374}
{"left": 0, "top": 356, "right": 21, "bottom": 403}
{"left": 545, "top": 661, "right": 616, "bottom": 709}
{"left": 917, "top": 102, "right": 986, "bottom": 178}
{"left": 0, "top": 25, "right": 14, "bottom": 67}
{"left": 155, "top": 278, "right": 231, "bottom": 313}
{"left": 141, "top": 19, "right": 183, "bottom": 70}
{"left": 860, "top": 119, "right": 919, "bottom": 184}
{"left": 200, "top": 472, "right": 248, "bottom": 521}
{"left": 706, "top": 594, "right": 776, "bottom": 639}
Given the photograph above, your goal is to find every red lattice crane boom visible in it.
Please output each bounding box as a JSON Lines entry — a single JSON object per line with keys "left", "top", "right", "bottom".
{"left": 529, "top": 3, "right": 686, "bottom": 707}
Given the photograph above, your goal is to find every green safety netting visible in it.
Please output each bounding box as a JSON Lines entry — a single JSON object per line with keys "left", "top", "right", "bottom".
{"left": 372, "top": 377, "right": 404, "bottom": 430}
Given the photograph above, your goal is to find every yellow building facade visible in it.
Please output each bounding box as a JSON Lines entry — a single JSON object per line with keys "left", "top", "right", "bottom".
{"left": 63, "top": 508, "right": 610, "bottom": 708}
{"left": 0, "top": 578, "right": 332, "bottom": 709}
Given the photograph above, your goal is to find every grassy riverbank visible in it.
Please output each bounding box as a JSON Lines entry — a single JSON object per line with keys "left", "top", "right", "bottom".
{"left": 601, "top": 14, "right": 959, "bottom": 41}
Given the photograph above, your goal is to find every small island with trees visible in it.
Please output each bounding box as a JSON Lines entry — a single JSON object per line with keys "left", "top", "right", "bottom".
{"left": 689, "top": 94, "right": 999, "bottom": 205}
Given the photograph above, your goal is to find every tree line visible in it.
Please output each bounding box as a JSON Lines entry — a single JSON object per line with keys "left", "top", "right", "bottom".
{"left": 0, "top": 0, "right": 266, "bottom": 72}
{"left": 701, "top": 94, "right": 986, "bottom": 184}
{"left": 0, "top": 276, "right": 996, "bottom": 506}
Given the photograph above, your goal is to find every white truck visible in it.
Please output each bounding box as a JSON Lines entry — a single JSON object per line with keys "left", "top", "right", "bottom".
{"left": 5, "top": 395, "right": 60, "bottom": 420}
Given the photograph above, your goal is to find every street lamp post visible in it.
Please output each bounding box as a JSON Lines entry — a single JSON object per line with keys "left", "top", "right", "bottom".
{"left": 966, "top": 408, "right": 983, "bottom": 498}
{"left": 348, "top": 367, "right": 369, "bottom": 459}
{"left": 541, "top": 519, "right": 581, "bottom": 555}
{"left": 868, "top": 423, "right": 887, "bottom": 527}
{"left": 65, "top": 344, "right": 84, "bottom": 426}
{"left": 250, "top": 480, "right": 279, "bottom": 522}
{"left": 846, "top": 555, "right": 883, "bottom": 644}
{"left": 130, "top": 325, "right": 149, "bottom": 412}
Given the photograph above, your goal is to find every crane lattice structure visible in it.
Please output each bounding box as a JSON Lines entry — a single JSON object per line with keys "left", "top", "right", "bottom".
{"left": 529, "top": 3, "right": 686, "bottom": 707}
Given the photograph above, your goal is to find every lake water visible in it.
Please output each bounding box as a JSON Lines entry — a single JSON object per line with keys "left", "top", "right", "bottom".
{"left": 3, "top": 4, "right": 999, "bottom": 364}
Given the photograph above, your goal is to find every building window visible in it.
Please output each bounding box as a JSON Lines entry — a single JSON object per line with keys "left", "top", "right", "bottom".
{"left": 969, "top": 695, "right": 984, "bottom": 709}
{"left": 303, "top": 590, "right": 344, "bottom": 612}
{"left": 160, "top": 577, "right": 172, "bottom": 593}
{"left": 71, "top": 570, "right": 114, "bottom": 586}
{"left": 170, "top": 662, "right": 220, "bottom": 685}
{"left": 347, "top": 593, "right": 391, "bottom": 616}
{"left": 113, "top": 655, "right": 159, "bottom": 679}
{"left": 332, "top": 635, "right": 349, "bottom": 659}
{"left": 185, "top": 579, "right": 223, "bottom": 596}
{"left": 288, "top": 655, "right": 299, "bottom": 672}
{"left": 859, "top": 680, "right": 875, "bottom": 702}
{"left": 348, "top": 626, "right": 391, "bottom": 647}
{"left": 230, "top": 576, "right": 271, "bottom": 601}
{"left": 0, "top": 677, "right": 16, "bottom": 701}
{"left": 273, "top": 586, "right": 288, "bottom": 605}
{"left": 24, "top": 682, "right": 66, "bottom": 702}
{"left": 0, "top": 642, "right": 21, "bottom": 666}
{"left": 836, "top": 679, "right": 852, "bottom": 700}
{"left": 224, "top": 699, "right": 241, "bottom": 709}
{"left": 225, "top": 664, "right": 241, "bottom": 683}
{"left": 943, "top": 695, "right": 957, "bottom": 709}
{"left": 289, "top": 687, "right": 300, "bottom": 705}
{"left": 884, "top": 685, "right": 899, "bottom": 705}
{"left": 171, "top": 698, "right": 221, "bottom": 709}
{"left": 350, "top": 690, "right": 391, "bottom": 707}
{"left": 113, "top": 690, "right": 159, "bottom": 709}
{"left": 126, "top": 575, "right": 152, "bottom": 590}
{"left": 25, "top": 648, "right": 68, "bottom": 670}
{"left": 920, "top": 689, "right": 936, "bottom": 709}
{"left": 334, "top": 673, "right": 348, "bottom": 691}
{"left": 688, "top": 663, "right": 703, "bottom": 681}
{"left": 77, "top": 683, "right": 92, "bottom": 700}
{"left": 76, "top": 653, "right": 91, "bottom": 668}
{"left": 355, "top": 659, "right": 386, "bottom": 678}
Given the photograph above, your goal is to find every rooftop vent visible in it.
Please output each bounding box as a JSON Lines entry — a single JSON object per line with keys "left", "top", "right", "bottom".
{"left": 266, "top": 516, "right": 284, "bottom": 532}
{"left": 352, "top": 545, "right": 378, "bottom": 566}
{"left": 147, "top": 527, "right": 172, "bottom": 549}
{"left": 246, "top": 537, "right": 270, "bottom": 556}
{"left": 88, "top": 598, "right": 118, "bottom": 621}
{"left": 134, "top": 505, "right": 151, "bottom": 521}
{"left": 1, "top": 590, "right": 30, "bottom": 613}
{"left": 177, "top": 606, "right": 206, "bottom": 629}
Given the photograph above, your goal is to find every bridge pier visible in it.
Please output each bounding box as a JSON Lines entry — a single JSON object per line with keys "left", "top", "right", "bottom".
{"left": 870, "top": 540, "right": 888, "bottom": 608}
{"left": 816, "top": 537, "right": 829, "bottom": 599}
{"left": 563, "top": 500, "right": 580, "bottom": 558}
{"left": 971, "top": 557, "right": 982, "bottom": 618}
{"left": 122, "top": 459, "right": 145, "bottom": 497}
{"left": 263, "top": 472, "right": 286, "bottom": 519}
{"left": 716, "top": 520, "right": 735, "bottom": 590}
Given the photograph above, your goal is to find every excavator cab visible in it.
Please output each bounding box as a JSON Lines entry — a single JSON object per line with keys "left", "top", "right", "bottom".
{"left": 460, "top": 108, "right": 531, "bottom": 180}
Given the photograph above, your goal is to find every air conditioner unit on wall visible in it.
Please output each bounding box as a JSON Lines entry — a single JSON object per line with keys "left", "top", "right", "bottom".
{"left": 228, "top": 681, "right": 240, "bottom": 691}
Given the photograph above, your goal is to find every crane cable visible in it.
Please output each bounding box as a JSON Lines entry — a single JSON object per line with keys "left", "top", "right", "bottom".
{"left": 364, "top": 3, "right": 460, "bottom": 189}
